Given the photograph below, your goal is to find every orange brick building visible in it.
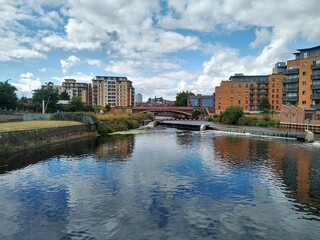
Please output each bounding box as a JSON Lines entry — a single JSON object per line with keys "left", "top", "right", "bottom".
{"left": 215, "top": 74, "right": 273, "bottom": 114}
{"left": 215, "top": 63, "right": 286, "bottom": 114}
{"left": 283, "top": 45, "right": 320, "bottom": 109}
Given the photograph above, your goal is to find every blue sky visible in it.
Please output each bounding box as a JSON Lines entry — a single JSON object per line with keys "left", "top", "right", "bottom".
{"left": 1, "top": 0, "right": 320, "bottom": 100}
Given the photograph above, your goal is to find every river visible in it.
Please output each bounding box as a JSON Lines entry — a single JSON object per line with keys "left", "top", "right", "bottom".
{"left": 0, "top": 127, "right": 320, "bottom": 239}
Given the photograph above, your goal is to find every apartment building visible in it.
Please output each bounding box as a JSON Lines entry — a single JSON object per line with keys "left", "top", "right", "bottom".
{"left": 62, "top": 79, "right": 92, "bottom": 105}
{"left": 283, "top": 45, "right": 320, "bottom": 109}
{"left": 92, "top": 76, "right": 135, "bottom": 107}
{"left": 215, "top": 74, "right": 268, "bottom": 113}
{"left": 268, "top": 62, "right": 286, "bottom": 111}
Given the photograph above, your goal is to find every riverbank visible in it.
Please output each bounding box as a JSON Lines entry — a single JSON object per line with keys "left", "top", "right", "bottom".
{"left": 0, "top": 121, "right": 98, "bottom": 155}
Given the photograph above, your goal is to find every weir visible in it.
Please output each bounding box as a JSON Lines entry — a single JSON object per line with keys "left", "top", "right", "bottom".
{"left": 159, "top": 120, "right": 310, "bottom": 142}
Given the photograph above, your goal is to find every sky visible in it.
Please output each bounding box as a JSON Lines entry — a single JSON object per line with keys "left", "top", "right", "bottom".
{"left": 1, "top": 0, "right": 320, "bottom": 100}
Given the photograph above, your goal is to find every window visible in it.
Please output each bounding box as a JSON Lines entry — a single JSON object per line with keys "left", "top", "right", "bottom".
{"left": 302, "top": 100, "right": 307, "bottom": 104}
{"left": 303, "top": 52, "right": 308, "bottom": 58}
{"left": 303, "top": 71, "right": 307, "bottom": 76}
{"left": 302, "top": 81, "right": 307, "bottom": 85}
{"left": 302, "top": 91, "right": 306, "bottom": 95}
{"left": 303, "top": 61, "right": 307, "bottom": 65}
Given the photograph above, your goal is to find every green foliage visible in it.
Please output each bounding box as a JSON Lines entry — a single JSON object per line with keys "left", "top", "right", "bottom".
{"left": 32, "top": 87, "right": 59, "bottom": 113}
{"left": 174, "top": 91, "right": 195, "bottom": 106}
{"left": 59, "top": 90, "right": 70, "bottom": 100}
{"left": 257, "top": 97, "right": 270, "bottom": 111}
{"left": 105, "top": 105, "right": 111, "bottom": 113}
{"left": 98, "top": 118, "right": 140, "bottom": 135}
{"left": 0, "top": 80, "right": 18, "bottom": 109}
{"left": 237, "top": 116, "right": 258, "bottom": 126}
{"left": 53, "top": 112, "right": 99, "bottom": 125}
{"left": 69, "top": 97, "right": 85, "bottom": 111}
{"left": 192, "top": 109, "right": 202, "bottom": 119}
{"left": 220, "top": 106, "right": 244, "bottom": 124}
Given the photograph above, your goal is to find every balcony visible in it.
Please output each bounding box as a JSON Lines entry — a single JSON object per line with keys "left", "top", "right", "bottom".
{"left": 250, "top": 102, "right": 255, "bottom": 106}
{"left": 283, "top": 77, "right": 299, "bottom": 84}
{"left": 257, "top": 91, "right": 268, "bottom": 95}
{"left": 312, "top": 63, "right": 320, "bottom": 70}
{"left": 282, "top": 87, "right": 298, "bottom": 93}
{"left": 250, "top": 86, "right": 255, "bottom": 90}
{"left": 311, "top": 84, "right": 320, "bottom": 90}
{"left": 311, "top": 94, "right": 320, "bottom": 100}
{"left": 250, "top": 97, "right": 255, "bottom": 101}
{"left": 310, "top": 104, "right": 320, "bottom": 109}
{"left": 283, "top": 68, "right": 299, "bottom": 74}
{"left": 257, "top": 86, "right": 269, "bottom": 90}
{"left": 283, "top": 96, "right": 298, "bottom": 101}
{"left": 311, "top": 73, "right": 320, "bottom": 80}
{"left": 249, "top": 91, "right": 255, "bottom": 95}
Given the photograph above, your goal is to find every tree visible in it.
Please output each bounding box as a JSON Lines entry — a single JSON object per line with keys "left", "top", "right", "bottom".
{"left": 0, "top": 80, "right": 18, "bottom": 109}
{"left": 220, "top": 106, "right": 244, "bottom": 125}
{"left": 60, "top": 90, "right": 70, "bottom": 100}
{"left": 257, "top": 97, "right": 270, "bottom": 111}
{"left": 32, "top": 87, "right": 59, "bottom": 113}
{"left": 191, "top": 109, "right": 202, "bottom": 120}
{"left": 69, "top": 97, "right": 84, "bottom": 111}
{"left": 174, "top": 91, "right": 195, "bottom": 106}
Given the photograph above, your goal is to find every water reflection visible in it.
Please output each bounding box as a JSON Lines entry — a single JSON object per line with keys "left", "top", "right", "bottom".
{"left": 213, "top": 132, "right": 320, "bottom": 215}
{"left": 95, "top": 135, "right": 135, "bottom": 161}
{"left": 1, "top": 129, "right": 320, "bottom": 239}
{"left": 0, "top": 136, "right": 98, "bottom": 174}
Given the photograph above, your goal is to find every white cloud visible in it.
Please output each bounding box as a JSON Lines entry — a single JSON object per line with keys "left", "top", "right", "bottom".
{"left": 60, "top": 55, "right": 81, "bottom": 74}
{"left": 13, "top": 72, "right": 42, "bottom": 98}
{"left": 1, "top": 0, "right": 320, "bottom": 100}
{"left": 250, "top": 28, "right": 272, "bottom": 48}
{"left": 87, "top": 59, "right": 104, "bottom": 68}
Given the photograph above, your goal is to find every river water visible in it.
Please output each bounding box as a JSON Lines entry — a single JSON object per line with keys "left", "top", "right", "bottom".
{"left": 0, "top": 128, "right": 320, "bottom": 239}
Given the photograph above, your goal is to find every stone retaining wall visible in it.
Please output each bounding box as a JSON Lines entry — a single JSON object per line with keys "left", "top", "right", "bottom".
{"left": 0, "top": 124, "right": 97, "bottom": 155}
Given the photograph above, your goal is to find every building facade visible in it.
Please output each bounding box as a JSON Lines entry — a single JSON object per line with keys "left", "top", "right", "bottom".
{"left": 62, "top": 79, "right": 92, "bottom": 105}
{"left": 283, "top": 45, "right": 320, "bottom": 109}
{"left": 135, "top": 93, "right": 143, "bottom": 104}
{"left": 187, "top": 94, "right": 215, "bottom": 113}
{"left": 215, "top": 74, "right": 269, "bottom": 113}
{"left": 92, "top": 76, "right": 135, "bottom": 107}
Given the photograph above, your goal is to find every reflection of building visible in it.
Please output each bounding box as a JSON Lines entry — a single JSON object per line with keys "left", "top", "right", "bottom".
{"left": 213, "top": 134, "right": 319, "bottom": 208}
{"left": 62, "top": 79, "right": 92, "bottom": 104}
{"left": 187, "top": 94, "right": 215, "bottom": 113}
{"left": 95, "top": 136, "right": 135, "bottom": 159}
{"left": 92, "top": 76, "right": 135, "bottom": 107}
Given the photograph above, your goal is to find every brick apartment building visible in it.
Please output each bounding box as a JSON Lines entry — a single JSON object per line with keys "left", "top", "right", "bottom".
{"left": 215, "top": 45, "right": 320, "bottom": 115}
{"left": 215, "top": 74, "right": 271, "bottom": 113}
{"left": 283, "top": 45, "right": 320, "bottom": 109}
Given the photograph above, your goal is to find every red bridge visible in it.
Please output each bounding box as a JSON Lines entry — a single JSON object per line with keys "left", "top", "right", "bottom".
{"left": 132, "top": 106, "right": 193, "bottom": 118}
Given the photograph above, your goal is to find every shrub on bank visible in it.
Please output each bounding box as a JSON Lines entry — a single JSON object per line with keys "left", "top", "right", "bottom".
{"left": 98, "top": 118, "right": 140, "bottom": 135}
{"left": 53, "top": 112, "right": 99, "bottom": 125}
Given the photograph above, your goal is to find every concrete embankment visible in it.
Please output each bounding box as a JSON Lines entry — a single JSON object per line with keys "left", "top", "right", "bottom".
{"left": 0, "top": 124, "right": 98, "bottom": 155}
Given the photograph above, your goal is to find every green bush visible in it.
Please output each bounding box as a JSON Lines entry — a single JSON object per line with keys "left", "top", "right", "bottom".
{"left": 220, "top": 106, "right": 244, "bottom": 125}
{"left": 267, "top": 119, "right": 280, "bottom": 127}
{"left": 53, "top": 112, "right": 99, "bottom": 125}
{"left": 237, "top": 116, "right": 257, "bottom": 126}
{"left": 255, "top": 119, "right": 267, "bottom": 126}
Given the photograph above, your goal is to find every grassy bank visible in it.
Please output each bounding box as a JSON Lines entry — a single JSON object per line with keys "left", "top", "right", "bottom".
{"left": 0, "top": 120, "right": 83, "bottom": 132}
{"left": 96, "top": 112, "right": 153, "bottom": 135}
